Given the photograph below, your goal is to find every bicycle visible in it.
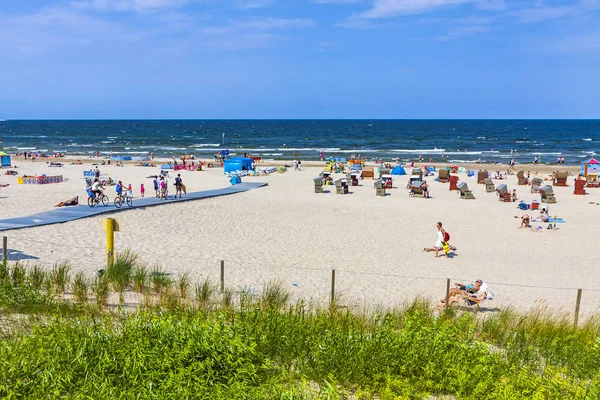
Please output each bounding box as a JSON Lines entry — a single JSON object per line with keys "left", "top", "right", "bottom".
{"left": 87, "top": 192, "right": 109, "bottom": 207}
{"left": 114, "top": 193, "right": 133, "bottom": 208}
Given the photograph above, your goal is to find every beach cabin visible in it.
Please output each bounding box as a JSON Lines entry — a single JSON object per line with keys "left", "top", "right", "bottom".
{"left": 0, "top": 152, "right": 10, "bottom": 168}
{"left": 224, "top": 157, "right": 254, "bottom": 174}
{"left": 580, "top": 158, "right": 600, "bottom": 177}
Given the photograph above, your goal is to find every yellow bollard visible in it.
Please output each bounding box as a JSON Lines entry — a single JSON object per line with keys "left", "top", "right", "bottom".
{"left": 102, "top": 218, "right": 120, "bottom": 268}
{"left": 106, "top": 218, "right": 114, "bottom": 267}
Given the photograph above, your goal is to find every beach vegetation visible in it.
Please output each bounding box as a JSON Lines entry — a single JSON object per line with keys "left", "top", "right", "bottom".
{"left": 92, "top": 275, "right": 110, "bottom": 307}
{"left": 177, "top": 271, "right": 191, "bottom": 299}
{"left": 73, "top": 272, "right": 89, "bottom": 303}
{"left": 150, "top": 264, "right": 172, "bottom": 296}
{"left": 133, "top": 264, "right": 148, "bottom": 293}
{"left": 0, "top": 256, "right": 599, "bottom": 399}
{"left": 195, "top": 278, "right": 217, "bottom": 308}
{"left": 49, "top": 261, "right": 71, "bottom": 294}
{"left": 27, "top": 265, "right": 46, "bottom": 289}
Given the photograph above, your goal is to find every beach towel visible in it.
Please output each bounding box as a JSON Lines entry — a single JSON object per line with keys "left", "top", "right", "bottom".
{"left": 533, "top": 217, "right": 565, "bottom": 223}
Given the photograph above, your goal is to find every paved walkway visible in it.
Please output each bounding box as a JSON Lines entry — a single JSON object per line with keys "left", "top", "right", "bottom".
{"left": 0, "top": 182, "right": 266, "bottom": 232}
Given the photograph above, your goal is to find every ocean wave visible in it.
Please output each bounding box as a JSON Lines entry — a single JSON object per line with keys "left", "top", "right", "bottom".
{"left": 515, "top": 141, "right": 531, "bottom": 144}
{"left": 17, "top": 147, "right": 36, "bottom": 150}
{"left": 191, "top": 143, "right": 220, "bottom": 147}
{"left": 158, "top": 147, "right": 187, "bottom": 151}
{"left": 101, "top": 141, "right": 115, "bottom": 144}
{"left": 330, "top": 149, "right": 379, "bottom": 153}
{"left": 390, "top": 149, "right": 445, "bottom": 154}
{"left": 527, "top": 152, "right": 561, "bottom": 156}
{"left": 277, "top": 148, "right": 318, "bottom": 151}
{"left": 260, "top": 153, "right": 284, "bottom": 156}
{"left": 66, "top": 143, "right": 93, "bottom": 147}
{"left": 582, "top": 138, "right": 592, "bottom": 141}
{"left": 443, "top": 151, "right": 482, "bottom": 155}
{"left": 481, "top": 151, "right": 500, "bottom": 153}
{"left": 477, "top": 136, "right": 486, "bottom": 139}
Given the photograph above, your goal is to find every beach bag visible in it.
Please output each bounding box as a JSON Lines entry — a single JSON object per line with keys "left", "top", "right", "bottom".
{"left": 442, "top": 242, "right": 450, "bottom": 254}
{"left": 443, "top": 231, "right": 450, "bottom": 242}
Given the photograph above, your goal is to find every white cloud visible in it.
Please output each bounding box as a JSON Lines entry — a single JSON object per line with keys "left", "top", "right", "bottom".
{"left": 234, "top": 18, "right": 316, "bottom": 29}
{"left": 358, "top": 0, "right": 479, "bottom": 19}
{"left": 233, "top": 0, "right": 275, "bottom": 9}
{"left": 71, "top": 0, "right": 188, "bottom": 13}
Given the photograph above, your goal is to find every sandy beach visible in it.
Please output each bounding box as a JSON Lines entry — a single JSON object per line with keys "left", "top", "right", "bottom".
{"left": 1, "top": 157, "right": 599, "bottom": 315}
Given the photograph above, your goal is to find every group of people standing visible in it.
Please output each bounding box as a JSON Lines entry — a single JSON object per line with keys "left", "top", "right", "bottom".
{"left": 151, "top": 174, "right": 184, "bottom": 200}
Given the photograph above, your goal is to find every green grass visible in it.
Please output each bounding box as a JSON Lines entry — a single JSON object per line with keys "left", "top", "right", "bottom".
{"left": 133, "top": 264, "right": 149, "bottom": 293}
{"left": 27, "top": 265, "right": 46, "bottom": 290}
{"left": 105, "top": 250, "right": 138, "bottom": 304}
{"left": 73, "top": 272, "right": 89, "bottom": 303}
{"left": 49, "top": 261, "right": 71, "bottom": 294}
{"left": 0, "top": 256, "right": 599, "bottom": 399}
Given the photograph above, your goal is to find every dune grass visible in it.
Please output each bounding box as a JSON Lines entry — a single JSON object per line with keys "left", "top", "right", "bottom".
{"left": 0, "top": 256, "right": 599, "bottom": 399}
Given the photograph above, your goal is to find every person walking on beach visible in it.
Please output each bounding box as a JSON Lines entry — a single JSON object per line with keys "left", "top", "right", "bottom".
{"left": 174, "top": 174, "right": 183, "bottom": 198}
{"left": 159, "top": 176, "right": 167, "bottom": 199}
{"left": 423, "top": 222, "right": 447, "bottom": 258}
{"left": 153, "top": 176, "right": 159, "bottom": 197}
{"left": 140, "top": 183, "right": 145, "bottom": 198}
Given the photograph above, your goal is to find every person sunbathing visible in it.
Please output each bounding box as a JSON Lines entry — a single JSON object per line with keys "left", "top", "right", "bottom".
{"left": 539, "top": 208, "right": 550, "bottom": 222}
{"left": 444, "top": 279, "right": 485, "bottom": 299}
{"left": 441, "top": 292, "right": 488, "bottom": 306}
{"left": 520, "top": 214, "right": 530, "bottom": 229}
{"left": 55, "top": 196, "right": 79, "bottom": 207}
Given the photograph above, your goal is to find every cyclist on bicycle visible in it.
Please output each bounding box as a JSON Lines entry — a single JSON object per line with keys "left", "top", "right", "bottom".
{"left": 115, "top": 181, "right": 123, "bottom": 199}
{"left": 91, "top": 178, "right": 104, "bottom": 199}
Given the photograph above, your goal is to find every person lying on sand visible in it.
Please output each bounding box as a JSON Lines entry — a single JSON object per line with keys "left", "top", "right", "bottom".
{"left": 55, "top": 196, "right": 79, "bottom": 207}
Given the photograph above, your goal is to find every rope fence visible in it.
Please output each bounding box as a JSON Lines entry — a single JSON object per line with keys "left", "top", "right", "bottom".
{"left": 3, "top": 235, "right": 600, "bottom": 324}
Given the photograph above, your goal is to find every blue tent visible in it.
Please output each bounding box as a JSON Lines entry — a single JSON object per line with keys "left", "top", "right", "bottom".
{"left": 391, "top": 166, "right": 406, "bottom": 175}
{"left": 224, "top": 157, "right": 254, "bottom": 173}
{"left": 0, "top": 154, "right": 10, "bottom": 168}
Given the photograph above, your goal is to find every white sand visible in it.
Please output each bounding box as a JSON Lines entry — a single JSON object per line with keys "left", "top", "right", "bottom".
{"left": 2, "top": 158, "right": 600, "bottom": 315}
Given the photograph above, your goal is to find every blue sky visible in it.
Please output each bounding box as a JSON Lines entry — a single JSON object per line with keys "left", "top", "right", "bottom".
{"left": 1, "top": 0, "right": 599, "bottom": 119}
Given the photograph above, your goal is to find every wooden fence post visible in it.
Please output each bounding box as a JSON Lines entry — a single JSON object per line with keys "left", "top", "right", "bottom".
{"left": 574, "top": 289, "right": 582, "bottom": 328}
{"left": 220, "top": 260, "right": 225, "bottom": 293}
{"left": 2, "top": 236, "right": 7, "bottom": 262}
{"left": 330, "top": 269, "right": 336, "bottom": 309}
{"left": 445, "top": 278, "right": 450, "bottom": 311}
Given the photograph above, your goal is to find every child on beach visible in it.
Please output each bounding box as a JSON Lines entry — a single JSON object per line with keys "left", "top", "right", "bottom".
{"left": 126, "top": 184, "right": 133, "bottom": 199}
{"left": 140, "top": 183, "right": 145, "bottom": 198}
